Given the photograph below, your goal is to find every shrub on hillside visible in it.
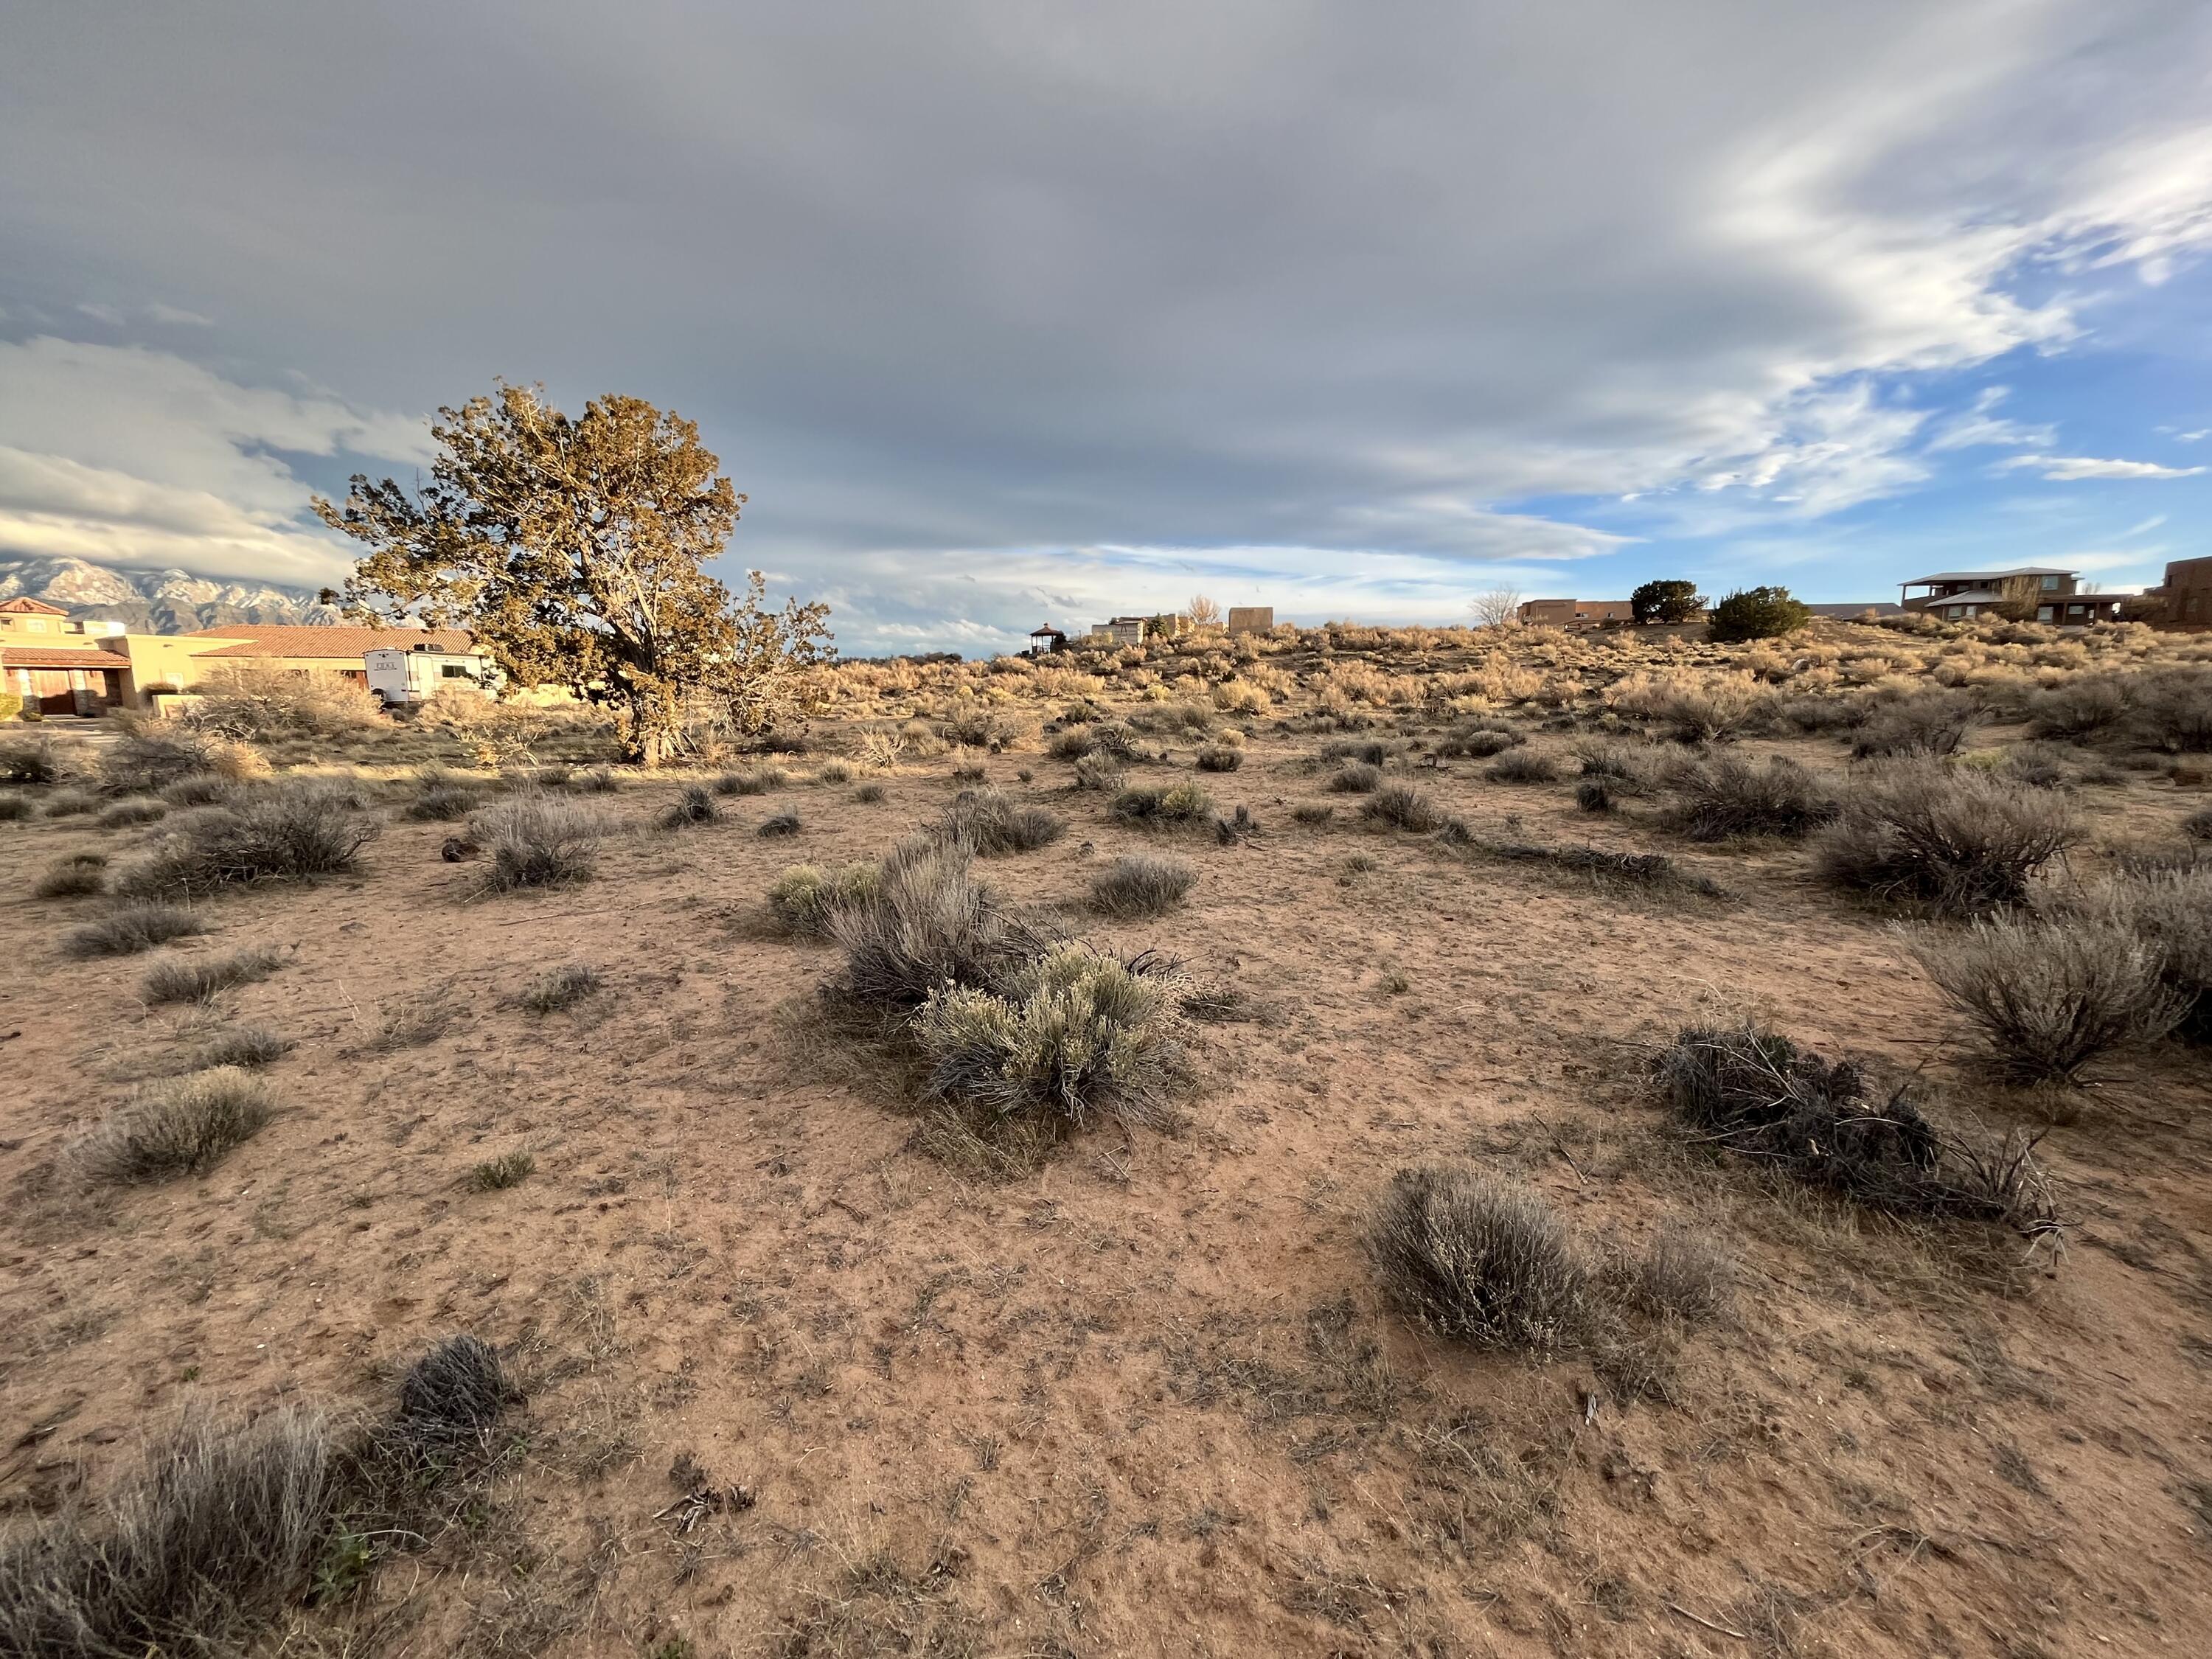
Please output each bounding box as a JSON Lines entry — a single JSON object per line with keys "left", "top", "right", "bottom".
{"left": 516, "top": 963, "right": 605, "bottom": 1014}
{"left": 119, "top": 782, "right": 381, "bottom": 897}
{"left": 1706, "top": 585, "right": 1812, "bottom": 644}
{"left": 1907, "top": 913, "right": 2185, "bottom": 1085}
{"left": 142, "top": 945, "right": 284, "bottom": 1006}
{"left": 186, "top": 663, "right": 386, "bottom": 742}
{"left": 1851, "top": 691, "right": 1976, "bottom": 759}
{"left": 1366, "top": 1166, "right": 1589, "bottom": 1352}
{"left": 34, "top": 853, "right": 108, "bottom": 898}
{"left": 757, "top": 809, "right": 803, "bottom": 838}
{"left": 2027, "top": 676, "right": 2133, "bottom": 741}
{"left": 1438, "top": 727, "right": 1518, "bottom": 759}
{"left": 72, "top": 1067, "right": 276, "bottom": 1183}
{"left": 2135, "top": 669, "right": 2212, "bottom": 753}
{"left": 1663, "top": 754, "right": 1840, "bottom": 841}
{"left": 1653, "top": 1023, "right": 2055, "bottom": 1234}
{"left": 661, "top": 783, "right": 720, "bottom": 828}
{"left": 1193, "top": 744, "right": 1243, "bottom": 773}
{"left": 0, "top": 734, "right": 63, "bottom": 784}
{"left": 1815, "top": 762, "right": 2079, "bottom": 912}
{"left": 2061, "top": 866, "right": 2212, "bottom": 1046}
{"left": 1326, "top": 762, "right": 1382, "bottom": 793}
{"left": 1088, "top": 854, "right": 1197, "bottom": 917}
{"left": 96, "top": 796, "right": 168, "bottom": 829}
{"left": 912, "top": 945, "right": 1189, "bottom": 1130}
{"left": 1621, "top": 1222, "right": 1735, "bottom": 1324}
{"left": 1071, "top": 754, "right": 1125, "bottom": 793}
{"left": 96, "top": 725, "right": 234, "bottom": 797}
{"left": 712, "top": 765, "right": 787, "bottom": 796}
{"left": 470, "top": 795, "right": 608, "bottom": 891}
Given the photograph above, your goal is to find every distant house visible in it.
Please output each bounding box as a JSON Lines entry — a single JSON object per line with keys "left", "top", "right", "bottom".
{"left": 1898, "top": 568, "right": 2119, "bottom": 625}
{"left": 1516, "top": 597, "right": 1635, "bottom": 629}
{"left": 1227, "top": 606, "right": 1274, "bottom": 635}
{"left": 1089, "top": 616, "right": 1151, "bottom": 647}
{"left": 0, "top": 598, "right": 131, "bottom": 714}
{"left": 1802, "top": 602, "right": 1907, "bottom": 622}
{"left": 2141, "top": 556, "right": 2212, "bottom": 627}
{"left": 1026, "top": 625, "right": 1068, "bottom": 658}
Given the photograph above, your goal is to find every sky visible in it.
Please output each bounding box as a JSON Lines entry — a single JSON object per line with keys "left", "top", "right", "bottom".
{"left": 1, "top": 1, "right": 2209, "bottom": 655}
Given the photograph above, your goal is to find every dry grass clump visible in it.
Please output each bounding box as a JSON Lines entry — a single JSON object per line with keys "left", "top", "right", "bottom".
{"left": 1111, "top": 781, "right": 1215, "bottom": 829}
{"left": 405, "top": 768, "right": 487, "bottom": 821}
{"left": 1621, "top": 1222, "right": 1736, "bottom": 1324}
{"left": 912, "top": 944, "right": 1190, "bottom": 1130}
{"left": 1477, "top": 840, "right": 1725, "bottom": 900}
{"left": 1663, "top": 754, "right": 1840, "bottom": 841}
{"left": 471, "top": 795, "right": 609, "bottom": 890}
{"left": 0, "top": 1405, "right": 332, "bottom": 1658}
{"left": 119, "top": 781, "right": 382, "bottom": 897}
{"left": 0, "top": 733, "right": 64, "bottom": 783}
{"left": 1321, "top": 739, "right": 1390, "bottom": 766}
{"left": 1071, "top": 753, "right": 1125, "bottom": 793}
{"left": 1366, "top": 1166, "right": 1590, "bottom": 1352}
{"left": 1048, "top": 728, "right": 1097, "bottom": 759}
{"left": 142, "top": 945, "right": 284, "bottom": 1006}
{"left": 63, "top": 902, "right": 209, "bottom": 959}
{"left": 96, "top": 796, "right": 168, "bottom": 830}
{"left": 394, "top": 1335, "right": 510, "bottom": 1452}
{"left": 1851, "top": 690, "right": 1975, "bottom": 759}
{"left": 815, "top": 759, "right": 855, "bottom": 784}
{"left": 758, "top": 809, "right": 803, "bottom": 838}
{"left": 195, "top": 1024, "right": 293, "bottom": 1069}
{"left": 767, "top": 862, "right": 884, "bottom": 938}
{"left": 1290, "top": 802, "right": 1335, "bottom": 824}
{"left": 712, "top": 765, "right": 787, "bottom": 796}
{"left": 1816, "top": 761, "right": 2079, "bottom": 912}
{"left": 1193, "top": 744, "right": 1243, "bottom": 773}
{"left": 1326, "top": 761, "right": 1382, "bottom": 793}
{"left": 661, "top": 783, "right": 720, "bottom": 828}
{"left": 71, "top": 1066, "right": 276, "bottom": 1183}
{"left": 44, "top": 788, "right": 98, "bottom": 818}
{"left": 1907, "top": 913, "right": 2185, "bottom": 1084}
{"left": 1088, "top": 853, "right": 1197, "bottom": 917}
{"left": 35, "top": 852, "right": 109, "bottom": 898}
{"left": 467, "top": 1150, "right": 536, "bottom": 1191}
{"left": 94, "top": 726, "right": 229, "bottom": 796}
{"left": 0, "top": 793, "right": 34, "bottom": 822}
{"left": 1653, "top": 1024, "right": 2055, "bottom": 1235}
{"left": 159, "top": 775, "right": 238, "bottom": 809}
{"left": 943, "top": 787, "right": 1065, "bottom": 854}
{"left": 1484, "top": 749, "right": 1559, "bottom": 784}
{"left": 517, "top": 963, "right": 605, "bottom": 1013}
{"left": 1361, "top": 782, "right": 1444, "bottom": 831}
{"left": 825, "top": 835, "right": 1041, "bottom": 1017}
{"left": 1438, "top": 726, "right": 1519, "bottom": 759}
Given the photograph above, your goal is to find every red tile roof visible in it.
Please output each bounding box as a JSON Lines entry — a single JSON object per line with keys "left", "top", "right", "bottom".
{"left": 1, "top": 647, "right": 131, "bottom": 669}
{"left": 186, "top": 625, "right": 475, "bottom": 659}
{"left": 0, "top": 597, "right": 69, "bottom": 615}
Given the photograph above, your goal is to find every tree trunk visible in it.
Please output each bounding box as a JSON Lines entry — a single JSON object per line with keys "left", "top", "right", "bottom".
{"left": 620, "top": 687, "right": 682, "bottom": 768}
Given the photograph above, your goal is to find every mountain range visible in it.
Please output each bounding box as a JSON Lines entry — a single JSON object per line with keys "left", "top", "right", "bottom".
{"left": 0, "top": 555, "right": 339, "bottom": 634}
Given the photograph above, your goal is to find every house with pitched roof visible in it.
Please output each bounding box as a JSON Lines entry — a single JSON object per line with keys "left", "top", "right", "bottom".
{"left": 1897, "top": 567, "right": 2121, "bottom": 625}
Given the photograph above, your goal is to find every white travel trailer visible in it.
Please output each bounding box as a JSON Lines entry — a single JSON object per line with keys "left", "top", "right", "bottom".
{"left": 362, "top": 643, "right": 503, "bottom": 707}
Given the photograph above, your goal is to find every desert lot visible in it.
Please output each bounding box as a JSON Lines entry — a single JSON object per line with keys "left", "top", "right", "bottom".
{"left": 4, "top": 618, "right": 2212, "bottom": 1658}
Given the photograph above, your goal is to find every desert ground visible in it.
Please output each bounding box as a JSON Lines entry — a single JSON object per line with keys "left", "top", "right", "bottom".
{"left": 4, "top": 615, "right": 2211, "bottom": 1658}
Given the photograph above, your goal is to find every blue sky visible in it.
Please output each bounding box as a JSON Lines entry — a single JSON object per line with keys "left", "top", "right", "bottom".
{"left": 1, "top": 1, "right": 2208, "bottom": 653}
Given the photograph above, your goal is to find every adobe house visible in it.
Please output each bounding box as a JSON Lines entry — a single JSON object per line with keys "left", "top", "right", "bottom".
{"left": 0, "top": 598, "right": 132, "bottom": 715}
{"left": 2141, "top": 555, "right": 2212, "bottom": 627}
{"left": 1516, "top": 597, "right": 1635, "bottom": 629}
{"left": 1898, "top": 567, "right": 2120, "bottom": 625}
{"left": 1227, "top": 606, "right": 1274, "bottom": 635}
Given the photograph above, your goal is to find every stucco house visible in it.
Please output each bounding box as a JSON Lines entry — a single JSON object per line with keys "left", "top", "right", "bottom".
{"left": 1897, "top": 568, "right": 2120, "bottom": 625}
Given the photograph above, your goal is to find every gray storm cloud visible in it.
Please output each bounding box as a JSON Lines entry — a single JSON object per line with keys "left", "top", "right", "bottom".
{"left": 2, "top": 0, "right": 2208, "bottom": 649}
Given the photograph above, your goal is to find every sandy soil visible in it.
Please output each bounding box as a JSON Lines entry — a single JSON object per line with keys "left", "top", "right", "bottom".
{"left": 4, "top": 711, "right": 2211, "bottom": 1658}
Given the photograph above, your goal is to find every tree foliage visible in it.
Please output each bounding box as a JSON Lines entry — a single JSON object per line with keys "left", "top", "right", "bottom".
{"left": 1630, "top": 579, "right": 1706, "bottom": 625}
{"left": 314, "top": 383, "right": 831, "bottom": 764}
{"left": 1707, "top": 585, "right": 1812, "bottom": 643}
{"left": 1470, "top": 586, "right": 1523, "bottom": 628}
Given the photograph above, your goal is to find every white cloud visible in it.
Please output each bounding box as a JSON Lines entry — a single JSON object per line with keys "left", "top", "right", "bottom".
{"left": 1925, "top": 386, "right": 2056, "bottom": 452}
{"left": 0, "top": 337, "right": 429, "bottom": 585}
{"left": 1997, "top": 453, "right": 2207, "bottom": 480}
{"left": 145, "top": 302, "right": 215, "bottom": 327}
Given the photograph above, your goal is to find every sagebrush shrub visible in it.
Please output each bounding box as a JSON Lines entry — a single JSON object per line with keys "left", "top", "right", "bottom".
{"left": 2135, "top": 669, "right": 2212, "bottom": 753}
{"left": 196, "top": 1024, "right": 293, "bottom": 1069}
{"left": 0, "top": 734, "right": 63, "bottom": 784}
{"left": 472, "top": 796, "right": 608, "bottom": 890}
{"left": 35, "top": 853, "right": 108, "bottom": 898}
{"left": 1907, "top": 913, "right": 2185, "bottom": 1084}
{"left": 1624, "top": 1222, "right": 1735, "bottom": 1324}
{"left": 1663, "top": 754, "right": 1839, "bottom": 841}
{"left": 96, "top": 796, "right": 168, "bottom": 830}
{"left": 96, "top": 726, "right": 232, "bottom": 797}
{"left": 712, "top": 765, "right": 785, "bottom": 796}
{"left": 661, "top": 784, "right": 720, "bottom": 828}
{"left": 1485, "top": 749, "right": 1559, "bottom": 784}
{"left": 827, "top": 835, "right": 1040, "bottom": 1015}
{"left": 73, "top": 1066, "right": 276, "bottom": 1182}
{"left": 1366, "top": 1166, "right": 1589, "bottom": 1352}
{"left": 1088, "top": 854, "right": 1197, "bottom": 917}
{"left": 1111, "top": 782, "right": 1215, "bottom": 828}
{"left": 1193, "top": 745, "right": 1243, "bottom": 773}
{"left": 2028, "top": 677, "right": 2133, "bottom": 740}
{"left": 767, "top": 862, "right": 883, "bottom": 937}
{"left": 1326, "top": 762, "right": 1382, "bottom": 793}
{"left": 2059, "top": 866, "right": 2212, "bottom": 1045}
{"left": 517, "top": 963, "right": 605, "bottom": 1013}
{"left": 1071, "top": 754, "right": 1125, "bottom": 793}
{"left": 63, "top": 903, "right": 209, "bottom": 959}
{"left": 913, "top": 945, "right": 1189, "bottom": 1129}
{"left": 757, "top": 810, "right": 803, "bottom": 838}
{"left": 1851, "top": 691, "right": 1975, "bottom": 759}
{"left": 1816, "top": 762, "right": 2079, "bottom": 912}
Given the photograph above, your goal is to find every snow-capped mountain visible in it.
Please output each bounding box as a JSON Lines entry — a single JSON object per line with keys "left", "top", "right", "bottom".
{"left": 0, "top": 555, "right": 340, "bottom": 633}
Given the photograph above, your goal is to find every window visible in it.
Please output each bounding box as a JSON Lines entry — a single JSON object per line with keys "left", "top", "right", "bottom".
{"left": 1946, "top": 605, "right": 1964, "bottom": 619}
{"left": 2040, "top": 575, "right": 2060, "bottom": 591}
{"left": 440, "top": 663, "right": 472, "bottom": 678}
{"left": 2037, "top": 606, "right": 2054, "bottom": 622}
{"left": 25, "top": 618, "right": 46, "bottom": 632}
